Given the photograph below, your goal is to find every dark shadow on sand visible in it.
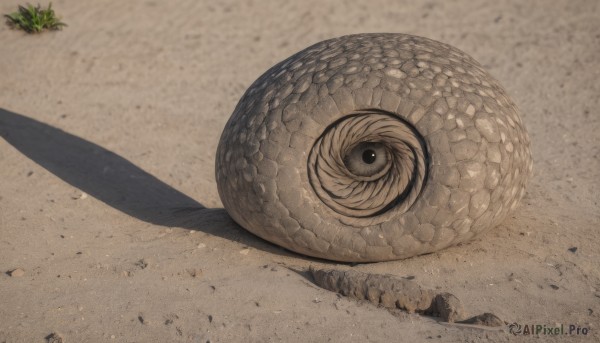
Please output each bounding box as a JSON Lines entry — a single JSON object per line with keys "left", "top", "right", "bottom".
{"left": 0, "top": 108, "right": 292, "bottom": 256}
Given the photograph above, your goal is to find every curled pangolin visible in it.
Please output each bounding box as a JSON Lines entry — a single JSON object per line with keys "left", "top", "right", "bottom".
{"left": 216, "top": 33, "right": 532, "bottom": 262}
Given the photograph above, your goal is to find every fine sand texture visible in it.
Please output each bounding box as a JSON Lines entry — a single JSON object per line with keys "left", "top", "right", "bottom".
{"left": 1, "top": 0, "right": 598, "bottom": 342}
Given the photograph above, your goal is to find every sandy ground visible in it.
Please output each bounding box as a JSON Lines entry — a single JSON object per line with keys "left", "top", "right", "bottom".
{"left": 1, "top": 0, "right": 599, "bottom": 342}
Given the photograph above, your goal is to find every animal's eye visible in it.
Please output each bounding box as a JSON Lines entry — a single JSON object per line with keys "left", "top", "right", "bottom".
{"left": 308, "top": 112, "right": 426, "bottom": 219}
{"left": 343, "top": 142, "right": 390, "bottom": 178}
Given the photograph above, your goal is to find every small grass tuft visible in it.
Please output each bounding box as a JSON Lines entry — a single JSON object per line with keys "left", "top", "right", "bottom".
{"left": 5, "top": 2, "right": 66, "bottom": 33}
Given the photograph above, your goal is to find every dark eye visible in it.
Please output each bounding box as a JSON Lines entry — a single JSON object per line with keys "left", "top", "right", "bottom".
{"left": 362, "top": 149, "right": 377, "bottom": 164}
{"left": 343, "top": 142, "right": 390, "bottom": 178}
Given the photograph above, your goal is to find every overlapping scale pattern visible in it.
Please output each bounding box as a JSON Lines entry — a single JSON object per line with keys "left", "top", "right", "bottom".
{"left": 215, "top": 33, "right": 532, "bottom": 262}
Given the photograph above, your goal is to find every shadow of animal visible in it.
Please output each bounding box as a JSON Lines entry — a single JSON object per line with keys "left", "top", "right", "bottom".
{"left": 0, "top": 108, "right": 290, "bottom": 256}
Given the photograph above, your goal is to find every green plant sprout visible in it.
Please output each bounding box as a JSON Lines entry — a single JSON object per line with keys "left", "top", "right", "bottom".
{"left": 4, "top": 3, "right": 66, "bottom": 33}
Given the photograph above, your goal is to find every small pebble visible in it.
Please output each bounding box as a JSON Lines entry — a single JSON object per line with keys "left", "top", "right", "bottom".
{"left": 138, "top": 314, "right": 147, "bottom": 325}
{"left": 135, "top": 259, "right": 148, "bottom": 269}
{"left": 239, "top": 248, "right": 250, "bottom": 255}
{"left": 187, "top": 268, "right": 203, "bottom": 278}
{"left": 46, "top": 332, "right": 64, "bottom": 343}
{"left": 8, "top": 268, "right": 25, "bottom": 277}
{"left": 568, "top": 247, "right": 577, "bottom": 253}
{"left": 71, "top": 192, "right": 88, "bottom": 200}
{"left": 550, "top": 284, "right": 559, "bottom": 290}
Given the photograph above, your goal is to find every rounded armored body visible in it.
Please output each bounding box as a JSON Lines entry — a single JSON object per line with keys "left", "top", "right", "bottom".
{"left": 216, "top": 34, "right": 532, "bottom": 262}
